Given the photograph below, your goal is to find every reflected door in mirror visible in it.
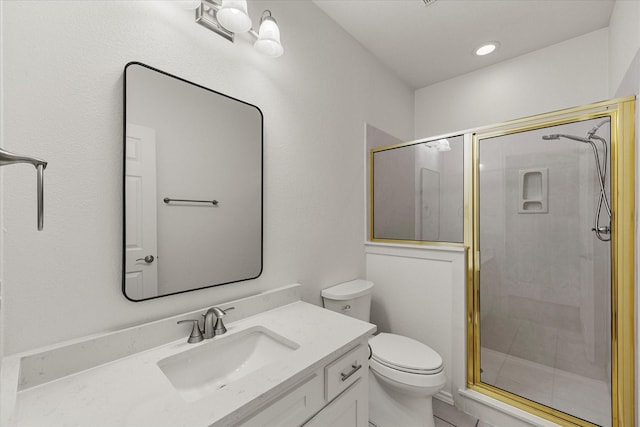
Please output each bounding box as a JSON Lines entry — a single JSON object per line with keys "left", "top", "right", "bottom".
{"left": 125, "top": 124, "right": 159, "bottom": 299}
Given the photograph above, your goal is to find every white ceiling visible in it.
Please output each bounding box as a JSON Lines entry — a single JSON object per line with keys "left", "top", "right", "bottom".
{"left": 312, "top": 0, "right": 615, "bottom": 89}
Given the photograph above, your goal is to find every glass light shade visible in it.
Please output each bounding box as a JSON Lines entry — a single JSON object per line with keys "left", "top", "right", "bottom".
{"left": 217, "top": 0, "right": 252, "bottom": 33}
{"left": 254, "top": 16, "right": 284, "bottom": 58}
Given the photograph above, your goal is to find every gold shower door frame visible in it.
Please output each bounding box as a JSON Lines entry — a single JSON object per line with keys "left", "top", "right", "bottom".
{"left": 464, "top": 97, "right": 636, "bottom": 427}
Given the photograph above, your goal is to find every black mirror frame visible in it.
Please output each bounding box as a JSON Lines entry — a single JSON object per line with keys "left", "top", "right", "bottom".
{"left": 122, "top": 61, "right": 263, "bottom": 302}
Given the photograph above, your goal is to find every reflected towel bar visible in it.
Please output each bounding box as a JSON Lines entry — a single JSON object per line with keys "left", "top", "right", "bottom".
{"left": 163, "top": 197, "right": 219, "bottom": 206}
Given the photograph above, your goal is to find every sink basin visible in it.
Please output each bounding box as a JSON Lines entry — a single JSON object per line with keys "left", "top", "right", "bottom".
{"left": 158, "top": 326, "right": 299, "bottom": 402}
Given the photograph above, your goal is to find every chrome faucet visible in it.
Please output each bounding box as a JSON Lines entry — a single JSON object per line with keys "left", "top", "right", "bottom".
{"left": 203, "top": 306, "right": 235, "bottom": 338}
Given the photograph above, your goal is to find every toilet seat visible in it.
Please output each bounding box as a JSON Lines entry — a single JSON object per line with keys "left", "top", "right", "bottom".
{"left": 370, "top": 357, "right": 447, "bottom": 390}
{"left": 369, "top": 333, "right": 443, "bottom": 374}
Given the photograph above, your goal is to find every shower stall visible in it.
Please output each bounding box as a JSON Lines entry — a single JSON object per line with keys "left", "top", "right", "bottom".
{"left": 369, "top": 96, "right": 635, "bottom": 426}
{"left": 477, "top": 117, "right": 612, "bottom": 426}
{"left": 468, "top": 97, "right": 635, "bottom": 427}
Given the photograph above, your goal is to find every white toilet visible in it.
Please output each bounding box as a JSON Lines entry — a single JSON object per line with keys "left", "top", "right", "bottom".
{"left": 321, "top": 279, "right": 446, "bottom": 427}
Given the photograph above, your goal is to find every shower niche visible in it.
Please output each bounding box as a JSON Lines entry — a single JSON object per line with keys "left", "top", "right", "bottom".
{"left": 518, "top": 168, "right": 548, "bottom": 213}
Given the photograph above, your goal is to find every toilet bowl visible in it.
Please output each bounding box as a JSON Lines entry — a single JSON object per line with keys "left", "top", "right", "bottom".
{"left": 321, "top": 280, "right": 446, "bottom": 427}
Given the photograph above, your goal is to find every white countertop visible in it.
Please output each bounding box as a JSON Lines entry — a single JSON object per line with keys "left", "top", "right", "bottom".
{"left": 4, "top": 301, "right": 375, "bottom": 427}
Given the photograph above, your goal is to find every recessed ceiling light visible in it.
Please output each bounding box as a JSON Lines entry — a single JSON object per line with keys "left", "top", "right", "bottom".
{"left": 475, "top": 42, "right": 500, "bottom": 56}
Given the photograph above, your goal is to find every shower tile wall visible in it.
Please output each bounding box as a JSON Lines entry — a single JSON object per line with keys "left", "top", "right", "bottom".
{"left": 480, "top": 133, "right": 610, "bottom": 380}
{"left": 504, "top": 152, "right": 582, "bottom": 316}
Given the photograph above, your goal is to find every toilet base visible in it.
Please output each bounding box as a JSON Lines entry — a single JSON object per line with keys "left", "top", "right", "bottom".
{"left": 368, "top": 370, "right": 438, "bottom": 427}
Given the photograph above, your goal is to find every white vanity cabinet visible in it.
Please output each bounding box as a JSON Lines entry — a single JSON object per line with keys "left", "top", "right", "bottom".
{"left": 237, "top": 343, "right": 369, "bottom": 427}
{"left": 303, "top": 379, "right": 368, "bottom": 427}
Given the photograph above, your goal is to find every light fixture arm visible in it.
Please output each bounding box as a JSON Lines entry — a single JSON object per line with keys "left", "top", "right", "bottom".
{"left": 248, "top": 28, "right": 259, "bottom": 40}
{"left": 248, "top": 10, "right": 276, "bottom": 40}
{"left": 196, "top": 0, "right": 235, "bottom": 41}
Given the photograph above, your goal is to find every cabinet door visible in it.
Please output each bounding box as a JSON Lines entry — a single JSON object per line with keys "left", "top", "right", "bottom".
{"left": 238, "top": 374, "right": 323, "bottom": 427}
{"left": 303, "top": 378, "right": 368, "bottom": 427}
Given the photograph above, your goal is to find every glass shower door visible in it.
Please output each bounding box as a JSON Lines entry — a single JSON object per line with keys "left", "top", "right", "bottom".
{"left": 477, "top": 117, "right": 612, "bottom": 426}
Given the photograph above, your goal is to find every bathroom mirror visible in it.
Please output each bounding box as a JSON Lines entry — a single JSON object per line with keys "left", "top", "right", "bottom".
{"left": 123, "top": 62, "right": 263, "bottom": 301}
{"left": 370, "top": 135, "right": 464, "bottom": 243}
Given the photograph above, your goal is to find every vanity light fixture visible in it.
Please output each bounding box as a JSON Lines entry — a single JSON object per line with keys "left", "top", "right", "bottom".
{"left": 195, "top": 0, "right": 284, "bottom": 57}
{"left": 217, "top": 0, "right": 252, "bottom": 33}
{"left": 254, "top": 11, "right": 284, "bottom": 58}
{"left": 475, "top": 42, "right": 499, "bottom": 56}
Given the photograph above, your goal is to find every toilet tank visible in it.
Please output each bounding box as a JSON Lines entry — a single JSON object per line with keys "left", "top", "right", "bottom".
{"left": 321, "top": 279, "right": 374, "bottom": 322}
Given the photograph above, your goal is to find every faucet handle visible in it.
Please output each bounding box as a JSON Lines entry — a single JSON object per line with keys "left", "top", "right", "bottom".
{"left": 177, "top": 319, "right": 204, "bottom": 343}
{"left": 213, "top": 307, "right": 235, "bottom": 335}
{"left": 219, "top": 306, "right": 235, "bottom": 317}
{"left": 210, "top": 306, "right": 235, "bottom": 318}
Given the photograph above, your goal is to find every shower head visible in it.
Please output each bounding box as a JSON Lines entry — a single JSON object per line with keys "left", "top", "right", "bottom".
{"left": 542, "top": 133, "right": 591, "bottom": 144}
{"left": 587, "top": 119, "right": 609, "bottom": 139}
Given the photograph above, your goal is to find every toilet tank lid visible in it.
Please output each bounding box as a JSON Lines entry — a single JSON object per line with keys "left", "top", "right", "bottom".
{"left": 321, "top": 279, "right": 374, "bottom": 300}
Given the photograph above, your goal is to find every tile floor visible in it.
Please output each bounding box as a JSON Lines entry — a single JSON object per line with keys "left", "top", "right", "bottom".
{"left": 367, "top": 398, "right": 477, "bottom": 427}
{"left": 433, "top": 398, "right": 478, "bottom": 427}
{"left": 481, "top": 347, "right": 611, "bottom": 427}
{"left": 481, "top": 312, "right": 608, "bottom": 380}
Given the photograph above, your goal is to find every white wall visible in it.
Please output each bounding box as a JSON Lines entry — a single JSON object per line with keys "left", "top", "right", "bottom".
{"left": 415, "top": 28, "right": 609, "bottom": 138}
{"left": 366, "top": 244, "right": 467, "bottom": 405}
{"left": 608, "top": 0, "right": 640, "bottom": 96}
{"left": 365, "top": 124, "right": 404, "bottom": 241}
{"left": 0, "top": 0, "right": 414, "bottom": 356}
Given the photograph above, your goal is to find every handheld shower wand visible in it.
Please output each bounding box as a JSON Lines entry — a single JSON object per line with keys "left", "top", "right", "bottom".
{"left": 542, "top": 121, "right": 610, "bottom": 241}
{"left": 0, "top": 148, "right": 48, "bottom": 231}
